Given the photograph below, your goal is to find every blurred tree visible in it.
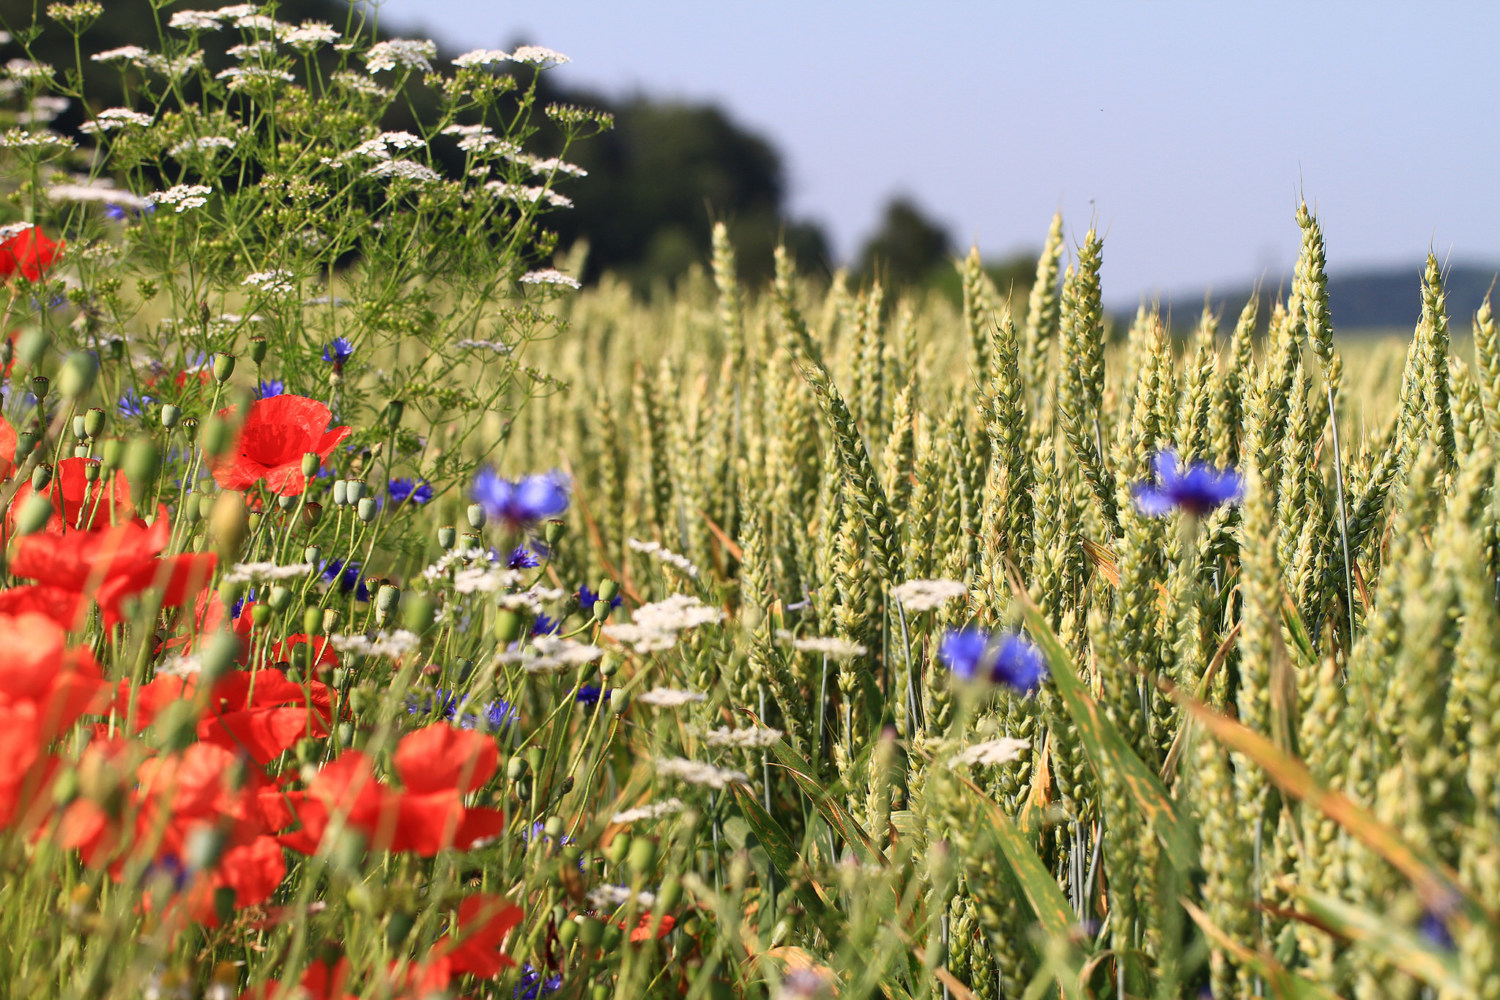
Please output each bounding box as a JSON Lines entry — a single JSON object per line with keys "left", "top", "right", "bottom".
{"left": 854, "top": 195, "right": 952, "bottom": 288}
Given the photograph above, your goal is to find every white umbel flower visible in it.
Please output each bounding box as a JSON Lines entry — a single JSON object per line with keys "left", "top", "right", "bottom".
{"left": 609, "top": 798, "right": 685, "bottom": 824}
{"left": 949, "top": 738, "right": 1030, "bottom": 768}
{"left": 891, "top": 578, "right": 969, "bottom": 612}
{"left": 635, "top": 688, "right": 707, "bottom": 708}
{"left": 363, "top": 39, "right": 436, "bottom": 74}
{"left": 519, "top": 268, "right": 581, "bottom": 290}
{"left": 146, "top": 184, "right": 213, "bottom": 212}
{"left": 655, "top": 758, "right": 748, "bottom": 789}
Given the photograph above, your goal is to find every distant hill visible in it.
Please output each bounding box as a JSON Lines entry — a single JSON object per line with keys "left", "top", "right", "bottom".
{"left": 1124, "top": 262, "right": 1500, "bottom": 336}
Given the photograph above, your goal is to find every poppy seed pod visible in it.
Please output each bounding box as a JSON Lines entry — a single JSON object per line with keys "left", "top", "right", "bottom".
{"left": 16, "top": 327, "right": 47, "bottom": 367}
{"left": 71, "top": 415, "right": 87, "bottom": 440}
{"left": 100, "top": 438, "right": 124, "bottom": 470}
{"left": 71, "top": 444, "right": 89, "bottom": 459}
{"left": 212, "top": 352, "right": 235, "bottom": 383}
{"left": 269, "top": 585, "right": 294, "bottom": 611}
{"left": 301, "top": 452, "right": 321, "bottom": 478}
{"left": 332, "top": 480, "right": 349, "bottom": 507}
{"left": 357, "top": 497, "right": 377, "bottom": 522}
{"left": 30, "top": 462, "right": 51, "bottom": 492}
{"left": 402, "top": 593, "right": 436, "bottom": 634}
{"left": 437, "top": 524, "right": 456, "bottom": 548}
{"left": 123, "top": 437, "right": 160, "bottom": 503}
{"left": 30, "top": 375, "right": 49, "bottom": 400}
{"left": 375, "top": 584, "right": 400, "bottom": 622}
{"left": 209, "top": 491, "right": 249, "bottom": 561}
{"left": 302, "top": 605, "right": 322, "bottom": 636}
{"left": 466, "top": 503, "right": 486, "bottom": 529}
{"left": 202, "top": 415, "right": 233, "bottom": 457}
{"left": 15, "top": 493, "right": 53, "bottom": 536}
{"left": 301, "top": 502, "right": 323, "bottom": 528}
{"left": 249, "top": 336, "right": 268, "bottom": 364}
{"left": 82, "top": 407, "right": 105, "bottom": 438}
{"left": 159, "top": 403, "right": 181, "bottom": 429}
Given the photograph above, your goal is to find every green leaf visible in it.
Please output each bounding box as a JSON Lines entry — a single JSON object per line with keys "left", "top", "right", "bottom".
{"left": 729, "top": 783, "right": 836, "bottom": 925}
{"left": 1181, "top": 899, "right": 1344, "bottom": 1000}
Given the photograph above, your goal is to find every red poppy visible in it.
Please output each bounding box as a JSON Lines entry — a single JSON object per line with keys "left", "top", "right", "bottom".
{"left": 7, "top": 457, "right": 137, "bottom": 535}
{"left": 436, "top": 894, "right": 524, "bottom": 978}
{"left": 0, "top": 227, "right": 63, "bottom": 282}
{"left": 625, "top": 912, "right": 677, "bottom": 942}
{"left": 0, "top": 414, "right": 15, "bottom": 480}
{"left": 208, "top": 395, "right": 350, "bottom": 496}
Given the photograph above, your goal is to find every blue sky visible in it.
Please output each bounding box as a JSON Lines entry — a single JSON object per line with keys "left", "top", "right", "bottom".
{"left": 370, "top": 1, "right": 1500, "bottom": 306}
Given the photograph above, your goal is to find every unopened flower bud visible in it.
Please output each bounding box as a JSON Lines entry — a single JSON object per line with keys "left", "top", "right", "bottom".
{"left": 544, "top": 519, "right": 564, "bottom": 545}
{"left": 57, "top": 351, "right": 98, "bottom": 398}
{"left": 30, "top": 462, "right": 52, "bottom": 492}
{"left": 212, "top": 352, "right": 235, "bottom": 383}
{"left": 402, "top": 593, "right": 436, "bottom": 634}
{"left": 100, "top": 438, "right": 124, "bottom": 470}
{"left": 301, "top": 452, "right": 321, "bottom": 478}
{"left": 251, "top": 604, "right": 271, "bottom": 628}
{"left": 16, "top": 327, "right": 47, "bottom": 367}
{"left": 268, "top": 586, "right": 292, "bottom": 612}
{"left": 302, "top": 605, "right": 323, "bottom": 637}
{"left": 202, "top": 415, "right": 233, "bottom": 457}
{"left": 383, "top": 399, "right": 404, "bottom": 429}
{"left": 123, "top": 437, "right": 160, "bottom": 503}
{"left": 82, "top": 407, "right": 105, "bottom": 438}
{"left": 495, "top": 608, "right": 524, "bottom": 643}
{"left": 467, "top": 503, "right": 486, "bottom": 529}
{"left": 160, "top": 403, "right": 181, "bottom": 429}
{"left": 15, "top": 493, "right": 53, "bottom": 536}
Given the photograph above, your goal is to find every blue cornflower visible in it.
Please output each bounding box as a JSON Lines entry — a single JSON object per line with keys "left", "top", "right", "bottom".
{"left": 578, "top": 584, "right": 622, "bottom": 614}
{"left": 514, "top": 964, "right": 563, "bottom": 999}
{"left": 406, "top": 688, "right": 518, "bottom": 733}
{"left": 118, "top": 388, "right": 154, "bottom": 418}
{"left": 230, "top": 587, "right": 257, "bottom": 621}
{"left": 321, "top": 557, "right": 371, "bottom": 601}
{"left": 532, "top": 613, "right": 560, "bottom": 637}
{"left": 471, "top": 468, "right": 570, "bottom": 530}
{"left": 387, "top": 477, "right": 434, "bottom": 507}
{"left": 576, "top": 684, "right": 610, "bottom": 707}
{"left": 322, "top": 337, "right": 354, "bottom": 366}
{"left": 508, "top": 545, "right": 540, "bottom": 570}
{"left": 258, "top": 378, "right": 285, "bottom": 398}
{"left": 1133, "top": 449, "right": 1242, "bottom": 517}
{"left": 939, "top": 627, "right": 1046, "bottom": 693}
{"left": 105, "top": 201, "right": 153, "bottom": 221}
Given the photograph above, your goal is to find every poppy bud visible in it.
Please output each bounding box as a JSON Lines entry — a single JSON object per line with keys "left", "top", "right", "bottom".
{"left": 100, "top": 437, "right": 123, "bottom": 470}
{"left": 495, "top": 608, "right": 523, "bottom": 643}
{"left": 322, "top": 608, "right": 341, "bottom": 634}
{"left": 202, "top": 414, "right": 233, "bottom": 457}
{"left": 83, "top": 407, "right": 105, "bottom": 438}
{"left": 336, "top": 722, "right": 356, "bottom": 746}
{"left": 104, "top": 337, "right": 125, "bottom": 362}
{"left": 251, "top": 604, "right": 271, "bottom": 628}
{"left": 31, "top": 375, "right": 49, "bottom": 400}
{"left": 655, "top": 874, "right": 682, "bottom": 913}
{"left": 357, "top": 496, "right": 377, "bottom": 522}
{"left": 544, "top": 519, "right": 565, "bottom": 545}
{"left": 605, "top": 835, "right": 631, "bottom": 866}
{"left": 200, "top": 629, "right": 241, "bottom": 684}
{"left": 211, "top": 491, "right": 249, "bottom": 563}
{"left": 577, "top": 916, "right": 605, "bottom": 949}
{"left": 57, "top": 351, "right": 98, "bottom": 398}
{"left": 15, "top": 494, "right": 51, "bottom": 536}
{"left": 302, "top": 605, "right": 323, "bottom": 636}
{"left": 15, "top": 430, "right": 39, "bottom": 461}
{"left": 160, "top": 403, "right": 181, "bottom": 429}
{"left": 82, "top": 459, "right": 101, "bottom": 483}
{"left": 505, "top": 756, "right": 528, "bottom": 781}
{"left": 608, "top": 690, "right": 629, "bottom": 715}
{"left": 124, "top": 438, "right": 159, "bottom": 503}
{"left": 212, "top": 352, "right": 235, "bottom": 383}
{"left": 301, "top": 452, "right": 321, "bottom": 478}
{"left": 249, "top": 336, "right": 268, "bottom": 364}
{"left": 71, "top": 415, "right": 87, "bottom": 440}
{"left": 268, "top": 586, "right": 292, "bottom": 612}
{"left": 16, "top": 327, "right": 47, "bottom": 367}
{"left": 599, "top": 656, "right": 619, "bottom": 678}
{"left": 277, "top": 493, "right": 297, "bottom": 512}
{"left": 557, "top": 918, "right": 578, "bottom": 951}
{"left": 600, "top": 925, "right": 623, "bottom": 951}
{"left": 30, "top": 462, "right": 51, "bottom": 492}
{"left": 627, "top": 837, "right": 657, "bottom": 876}
{"left": 466, "top": 503, "right": 486, "bottom": 529}
{"left": 437, "top": 524, "right": 456, "bottom": 548}
{"left": 402, "top": 593, "right": 436, "bottom": 634}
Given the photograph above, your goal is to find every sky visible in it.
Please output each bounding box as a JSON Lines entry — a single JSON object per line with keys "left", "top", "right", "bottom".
{"left": 369, "top": 0, "right": 1500, "bottom": 307}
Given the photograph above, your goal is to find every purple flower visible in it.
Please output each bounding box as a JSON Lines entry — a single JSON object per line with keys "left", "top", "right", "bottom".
{"left": 118, "top": 388, "right": 154, "bottom": 418}
{"left": 388, "top": 477, "right": 434, "bottom": 506}
{"left": 578, "top": 584, "right": 622, "bottom": 613}
{"left": 321, "top": 557, "right": 370, "bottom": 601}
{"left": 1133, "top": 449, "right": 1242, "bottom": 517}
{"left": 576, "top": 683, "right": 610, "bottom": 707}
{"left": 471, "top": 468, "right": 570, "bottom": 530}
{"left": 508, "top": 545, "right": 540, "bottom": 570}
{"left": 532, "top": 613, "right": 560, "bottom": 636}
{"left": 939, "top": 627, "right": 1046, "bottom": 693}
{"left": 515, "top": 964, "right": 563, "bottom": 999}
{"left": 321, "top": 337, "right": 354, "bottom": 366}
{"left": 258, "top": 378, "right": 284, "bottom": 398}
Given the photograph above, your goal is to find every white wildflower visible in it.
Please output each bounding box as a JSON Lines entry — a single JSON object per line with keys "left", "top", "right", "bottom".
{"left": 451, "top": 565, "right": 521, "bottom": 594}
{"left": 0, "top": 128, "right": 74, "bottom": 151}
{"left": 328, "top": 630, "right": 421, "bottom": 658}
{"left": 332, "top": 70, "right": 389, "bottom": 98}
{"left": 0, "top": 221, "right": 35, "bottom": 242}
{"left": 702, "top": 726, "right": 783, "bottom": 749}
{"left": 627, "top": 538, "right": 699, "bottom": 578}
{"left": 486, "top": 181, "right": 572, "bottom": 209}
{"left": 363, "top": 39, "right": 436, "bottom": 74}
{"left": 509, "top": 45, "right": 570, "bottom": 67}
{"left": 949, "top": 738, "right": 1030, "bottom": 769}
{"left": 91, "top": 46, "right": 150, "bottom": 65}
{"left": 212, "top": 4, "right": 260, "bottom": 18}
{"left": 520, "top": 268, "right": 581, "bottom": 290}
{"left": 47, "top": 183, "right": 150, "bottom": 212}
{"left": 18, "top": 96, "right": 70, "bottom": 125}
{"left": 283, "top": 21, "right": 339, "bottom": 51}
{"left": 222, "top": 560, "right": 313, "bottom": 585}
{"left": 168, "top": 135, "right": 238, "bottom": 157}
{"left": 587, "top": 885, "right": 653, "bottom": 910}
{"left": 610, "top": 798, "right": 685, "bottom": 824}
{"left": 78, "top": 107, "right": 153, "bottom": 133}
{"left": 452, "top": 49, "right": 509, "bottom": 68}
{"left": 635, "top": 688, "right": 707, "bottom": 708}
{"left": 144, "top": 52, "right": 204, "bottom": 78}
{"left": 891, "top": 578, "right": 969, "bottom": 612}
{"left": 522, "top": 155, "right": 587, "bottom": 178}
{"left": 242, "top": 269, "right": 295, "bottom": 294}
{"left": 377, "top": 130, "right": 423, "bottom": 150}
{"left": 776, "top": 631, "right": 869, "bottom": 660}
{"left": 146, "top": 184, "right": 213, "bottom": 212}
{"left": 225, "top": 40, "right": 276, "bottom": 60}
{"left": 655, "top": 758, "right": 748, "bottom": 789}
{"left": 216, "top": 65, "right": 295, "bottom": 88}
{"left": 231, "top": 13, "right": 280, "bottom": 31}
{"left": 168, "top": 10, "right": 224, "bottom": 30}
{"left": 456, "top": 338, "right": 512, "bottom": 355}
{"left": 363, "top": 160, "right": 440, "bottom": 184}
{"left": 6, "top": 58, "right": 54, "bottom": 80}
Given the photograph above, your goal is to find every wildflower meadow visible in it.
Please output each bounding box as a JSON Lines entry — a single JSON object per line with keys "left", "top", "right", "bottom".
{"left": 0, "top": 4, "right": 1495, "bottom": 999}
